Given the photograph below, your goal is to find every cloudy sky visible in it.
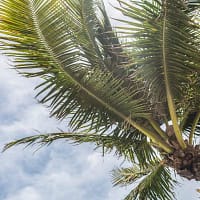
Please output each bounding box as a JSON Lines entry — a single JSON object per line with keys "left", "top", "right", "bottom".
{"left": 0, "top": 0, "right": 199, "bottom": 200}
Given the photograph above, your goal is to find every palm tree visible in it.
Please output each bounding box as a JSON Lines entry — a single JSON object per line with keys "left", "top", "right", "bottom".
{"left": 0, "top": 0, "right": 200, "bottom": 199}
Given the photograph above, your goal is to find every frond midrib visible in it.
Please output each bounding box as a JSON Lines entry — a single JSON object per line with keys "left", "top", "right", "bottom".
{"left": 162, "top": 0, "right": 186, "bottom": 149}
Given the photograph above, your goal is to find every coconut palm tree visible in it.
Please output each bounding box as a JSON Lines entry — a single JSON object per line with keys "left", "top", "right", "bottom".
{"left": 0, "top": 0, "right": 200, "bottom": 199}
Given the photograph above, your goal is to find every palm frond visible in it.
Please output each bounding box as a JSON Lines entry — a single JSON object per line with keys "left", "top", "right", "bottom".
{"left": 112, "top": 165, "right": 149, "bottom": 187}
{"left": 118, "top": 0, "right": 200, "bottom": 111}
{"left": 116, "top": 0, "right": 200, "bottom": 148}
{"left": 112, "top": 122, "right": 158, "bottom": 167}
{"left": 187, "top": 0, "right": 200, "bottom": 9}
{"left": 112, "top": 162, "right": 176, "bottom": 200}
{"left": 3, "top": 130, "right": 157, "bottom": 166}
{"left": 182, "top": 111, "right": 200, "bottom": 144}
{"left": 0, "top": 0, "right": 172, "bottom": 152}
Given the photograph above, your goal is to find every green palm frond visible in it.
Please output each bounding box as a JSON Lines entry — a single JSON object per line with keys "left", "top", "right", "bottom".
{"left": 182, "top": 111, "right": 200, "bottom": 144}
{"left": 112, "top": 122, "right": 158, "bottom": 167}
{"left": 112, "top": 165, "right": 149, "bottom": 187}
{"left": 112, "top": 162, "right": 176, "bottom": 200}
{"left": 116, "top": 0, "right": 200, "bottom": 148}
{"left": 3, "top": 130, "right": 157, "bottom": 166}
{"left": 188, "top": 0, "right": 200, "bottom": 8}
{"left": 0, "top": 0, "right": 172, "bottom": 152}
{"left": 0, "top": 0, "right": 144, "bottom": 124}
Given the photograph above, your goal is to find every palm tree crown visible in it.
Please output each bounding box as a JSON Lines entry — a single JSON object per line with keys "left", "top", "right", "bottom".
{"left": 0, "top": 0, "right": 200, "bottom": 199}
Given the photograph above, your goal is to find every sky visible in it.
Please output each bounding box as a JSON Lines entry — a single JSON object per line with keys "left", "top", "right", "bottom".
{"left": 0, "top": 0, "right": 199, "bottom": 200}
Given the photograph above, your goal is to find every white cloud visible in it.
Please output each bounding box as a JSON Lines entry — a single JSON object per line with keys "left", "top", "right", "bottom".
{"left": 103, "top": 0, "right": 123, "bottom": 24}
{"left": 0, "top": 55, "right": 129, "bottom": 199}
{"left": 1, "top": 143, "right": 128, "bottom": 200}
{"left": 5, "top": 187, "right": 42, "bottom": 200}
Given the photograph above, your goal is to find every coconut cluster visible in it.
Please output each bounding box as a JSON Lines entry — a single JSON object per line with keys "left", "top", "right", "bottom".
{"left": 166, "top": 142, "right": 200, "bottom": 181}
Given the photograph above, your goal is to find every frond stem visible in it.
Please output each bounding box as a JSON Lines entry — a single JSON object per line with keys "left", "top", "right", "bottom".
{"left": 180, "top": 107, "right": 190, "bottom": 131}
{"left": 148, "top": 118, "right": 168, "bottom": 140}
{"left": 162, "top": 0, "right": 186, "bottom": 149}
{"left": 189, "top": 111, "right": 200, "bottom": 145}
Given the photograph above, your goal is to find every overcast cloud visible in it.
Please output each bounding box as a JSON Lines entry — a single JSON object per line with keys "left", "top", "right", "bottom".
{"left": 0, "top": 54, "right": 131, "bottom": 200}
{"left": 0, "top": 0, "right": 200, "bottom": 199}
